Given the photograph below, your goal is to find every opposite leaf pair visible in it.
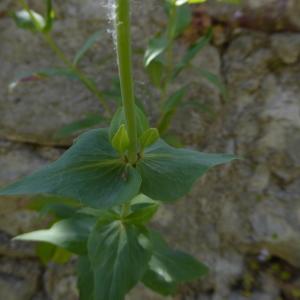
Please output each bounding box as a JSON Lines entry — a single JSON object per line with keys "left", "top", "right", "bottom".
{"left": 16, "top": 195, "right": 208, "bottom": 300}
{"left": 0, "top": 126, "right": 235, "bottom": 209}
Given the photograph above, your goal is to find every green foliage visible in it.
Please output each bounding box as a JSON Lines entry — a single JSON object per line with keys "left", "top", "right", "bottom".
{"left": 88, "top": 216, "right": 152, "bottom": 300}
{"left": 137, "top": 139, "right": 235, "bottom": 201}
{"left": 9, "top": 68, "right": 78, "bottom": 91}
{"left": 77, "top": 256, "right": 94, "bottom": 300}
{"left": 3, "top": 0, "right": 238, "bottom": 299}
{"left": 13, "top": 9, "right": 46, "bottom": 32}
{"left": 140, "top": 128, "right": 160, "bottom": 150}
{"left": 142, "top": 230, "right": 208, "bottom": 295}
{"left": 55, "top": 114, "right": 104, "bottom": 138}
{"left": 73, "top": 30, "right": 103, "bottom": 66}
{"left": 109, "top": 106, "right": 149, "bottom": 140}
{"left": 144, "top": 36, "right": 168, "bottom": 67}
{"left": 0, "top": 129, "right": 142, "bottom": 209}
{"left": 15, "top": 214, "right": 96, "bottom": 255}
{"left": 111, "top": 124, "right": 130, "bottom": 154}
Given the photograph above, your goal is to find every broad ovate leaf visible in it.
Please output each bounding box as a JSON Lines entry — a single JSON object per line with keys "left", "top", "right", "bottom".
{"left": 77, "top": 256, "right": 94, "bottom": 300}
{"left": 142, "top": 230, "right": 208, "bottom": 295}
{"left": 88, "top": 218, "right": 152, "bottom": 300}
{"left": 14, "top": 214, "right": 96, "bottom": 255}
{"left": 137, "top": 139, "right": 236, "bottom": 201}
{"left": 0, "top": 129, "right": 141, "bottom": 209}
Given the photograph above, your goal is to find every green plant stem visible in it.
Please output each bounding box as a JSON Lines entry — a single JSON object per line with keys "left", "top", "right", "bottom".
{"left": 162, "top": 4, "right": 177, "bottom": 98}
{"left": 18, "top": 0, "right": 112, "bottom": 117}
{"left": 115, "top": 0, "right": 138, "bottom": 164}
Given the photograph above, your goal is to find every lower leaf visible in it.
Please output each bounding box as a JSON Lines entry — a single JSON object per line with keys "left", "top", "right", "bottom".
{"left": 142, "top": 230, "right": 208, "bottom": 296}
{"left": 88, "top": 218, "right": 152, "bottom": 300}
{"left": 77, "top": 256, "right": 94, "bottom": 300}
{"left": 14, "top": 214, "right": 96, "bottom": 255}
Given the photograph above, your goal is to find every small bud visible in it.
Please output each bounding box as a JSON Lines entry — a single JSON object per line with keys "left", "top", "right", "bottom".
{"left": 140, "top": 128, "right": 159, "bottom": 149}
{"left": 12, "top": 10, "right": 46, "bottom": 32}
{"left": 112, "top": 124, "right": 130, "bottom": 154}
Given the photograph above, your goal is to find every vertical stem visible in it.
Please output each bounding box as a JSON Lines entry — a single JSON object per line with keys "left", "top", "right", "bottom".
{"left": 115, "top": 0, "right": 137, "bottom": 164}
{"left": 160, "top": 4, "right": 177, "bottom": 103}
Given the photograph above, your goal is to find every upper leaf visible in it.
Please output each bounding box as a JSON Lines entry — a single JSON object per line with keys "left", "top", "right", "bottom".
{"left": 73, "top": 30, "right": 103, "bottom": 66}
{"left": 137, "top": 139, "right": 236, "bottom": 201}
{"left": 173, "top": 29, "right": 212, "bottom": 79}
{"left": 142, "top": 230, "right": 208, "bottom": 295}
{"left": 0, "top": 129, "right": 141, "bottom": 209}
{"left": 144, "top": 35, "right": 168, "bottom": 67}
{"left": 88, "top": 218, "right": 152, "bottom": 300}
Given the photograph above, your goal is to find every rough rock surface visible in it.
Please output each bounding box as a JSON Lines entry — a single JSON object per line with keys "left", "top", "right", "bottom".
{"left": 0, "top": 0, "right": 300, "bottom": 299}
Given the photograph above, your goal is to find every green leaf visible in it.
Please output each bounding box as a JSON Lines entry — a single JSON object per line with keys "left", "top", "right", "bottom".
{"left": 172, "top": 4, "right": 192, "bottom": 38}
{"left": 177, "top": 0, "right": 241, "bottom": 4}
{"left": 37, "top": 242, "right": 73, "bottom": 265}
{"left": 198, "top": 69, "right": 228, "bottom": 101}
{"left": 173, "top": 29, "right": 212, "bottom": 79}
{"left": 158, "top": 87, "right": 188, "bottom": 134}
{"left": 73, "top": 30, "right": 102, "bottom": 66}
{"left": 14, "top": 214, "right": 96, "bottom": 255}
{"left": 88, "top": 218, "right": 152, "bottom": 300}
{"left": 77, "top": 256, "right": 94, "bottom": 300}
{"left": 12, "top": 9, "right": 45, "bottom": 32}
{"left": 9, "top": 68, "right": 78, "bottom": 91}
{"left": 146, "top": 60, "right": 165, "bottom": 89}
{"left": 176, "top": 0, "right": 206, "bottom": 5}
{"left": 0, "top": 129, "right": 142, "bottom": 209}
{"left": 51, "top": 247, "right": 72, "bottom": 264}
{"left": 140, "top": 128, "right": 160, "bottom": 149}
{"left": 112, "top": 124, "right": 130, "bottom": 154}
{"left": 137, "top": 139, "right": 236, "bottom": 202}
{"left": 36, "top": 242, "right": 56, "bottom": 264}
{"left": 144, "top": 36, "right": 168, "bottom": 67}
{"left": 162, "top": 86, "right": 187, "bottom": 114}
{"left": 55, "top": 114, "right": 104, "bottom": 138}
{"left": 28, "top": 195, "right": 79, "bottom": 218}
{"left": 142, "top": 230, "right": 208, "bottom": 296}
{"left": 109, "top": 106, "right": 149, "bottom": 140}
{"left": 142, "top": 268, "right": 178, "bottom": 296}
{"left": 125, "top": 200, "right": 160, "bottom": 225}
{"left": 43, "top": 0, "right": 55, "bottom": 32}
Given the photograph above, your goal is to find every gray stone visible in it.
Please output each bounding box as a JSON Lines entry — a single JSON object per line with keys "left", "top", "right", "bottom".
{"left": 0, "top": 231, "right": 36, "bottom": 258}
{"left": 44, "top": 260, "right": 78, "bottom": 300}
{"left": 0, "top": 257, "right": 40, "bottom": 300}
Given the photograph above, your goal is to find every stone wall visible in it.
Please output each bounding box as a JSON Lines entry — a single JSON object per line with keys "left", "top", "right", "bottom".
{"left": 0, "top": 1, "right": 300, "bottom": 299}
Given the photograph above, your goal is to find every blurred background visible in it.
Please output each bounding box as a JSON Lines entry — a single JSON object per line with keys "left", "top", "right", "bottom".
{"left": 0, "top": 0, "right": 300, "bottom": 299}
